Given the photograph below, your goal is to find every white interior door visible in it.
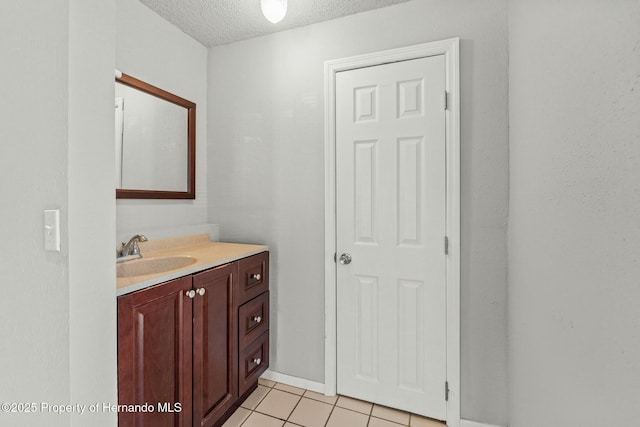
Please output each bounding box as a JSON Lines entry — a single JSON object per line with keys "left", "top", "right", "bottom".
{"left": 336, "top": 55, "right": 447, "bottom": 420}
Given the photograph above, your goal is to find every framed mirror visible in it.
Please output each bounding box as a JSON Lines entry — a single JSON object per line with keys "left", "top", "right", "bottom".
{"left": 115, "top": 72, "right": 196, "bottom": 199}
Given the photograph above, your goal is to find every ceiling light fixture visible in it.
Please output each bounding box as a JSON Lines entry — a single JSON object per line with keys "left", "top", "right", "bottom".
{"left": 261, "top": 0, "right": 287, "bottom": 24}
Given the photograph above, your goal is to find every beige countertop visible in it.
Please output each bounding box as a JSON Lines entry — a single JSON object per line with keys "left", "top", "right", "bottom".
{"left": 116, "top": 234, "right": 268, "bottom": 296}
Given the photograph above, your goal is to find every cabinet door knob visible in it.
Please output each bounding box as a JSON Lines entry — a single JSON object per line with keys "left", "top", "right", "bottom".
{"left": 253, "top": 315, "right": 262, "bottom": 323}
{"left": 197, "top": 287, "right": 206, "bottom": 296}
{"left": 251, "top": 273, "right": 261, "bottom": 281}
{"left": 186, "top": 290, "right": 196, "bottom": 299}
{"left": 253, "top": 358, "right": 262, "bottom": 366}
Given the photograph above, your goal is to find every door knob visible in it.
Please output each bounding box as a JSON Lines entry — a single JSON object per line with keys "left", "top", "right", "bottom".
{"left": 339, "top": 253, "right": 352, "bottom": 265}
{"left": 197, "top": 288, "right": 206, "bottom": 296}
{"left": 186, "top": 290, "right": 196, "bottom": 299}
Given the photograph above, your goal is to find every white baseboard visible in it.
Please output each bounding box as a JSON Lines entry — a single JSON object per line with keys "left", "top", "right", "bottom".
{"left": 461, "top": 420, "right": 505, "bottom": 427}
{"left": 260, "top": 369, "right": 325, "bottom": 394}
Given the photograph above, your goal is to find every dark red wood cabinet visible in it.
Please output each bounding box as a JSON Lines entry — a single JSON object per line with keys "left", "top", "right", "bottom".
{"left": 117, "top": 275, "right": 193, "bottom": 427}
{"left": 117, "top": 252, "right": 269, "bottom": 427}
{"left": 236, "top": 252, "right": 270, "bottom": 397}
{"left": 192, "top": 263, "right": 237, "bottom": 427}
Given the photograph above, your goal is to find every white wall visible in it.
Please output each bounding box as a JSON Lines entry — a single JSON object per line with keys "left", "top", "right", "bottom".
{"left": 508, "top": 1, "right": 640, "bottom": 426}
{"left": 68, "top": 0, "right": 118, "bottom": 424}
{"left": 116, "top": 0, "right": 208, "bottom": 235}
{"left": 207, "top": 1, "right": 509, "bottom": 424}
{"left": 0, "top": 3, "right": 72, "bottom": 424}
{"left": 0, "top": 0, "right": 116, "bottom": 425}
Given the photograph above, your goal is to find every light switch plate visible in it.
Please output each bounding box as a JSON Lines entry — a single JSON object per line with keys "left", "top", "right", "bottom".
{"left": 44, "top": 209, "right": 60, "bottom": 251}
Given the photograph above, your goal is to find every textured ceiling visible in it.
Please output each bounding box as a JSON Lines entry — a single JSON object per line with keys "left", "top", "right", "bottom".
{"left": 139, "top": 0, "right": 413, "bottom": 47}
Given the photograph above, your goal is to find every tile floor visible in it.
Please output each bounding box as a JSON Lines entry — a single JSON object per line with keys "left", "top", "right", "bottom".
{"left": 222, "top": 378, "right": 446, "bottom": 427}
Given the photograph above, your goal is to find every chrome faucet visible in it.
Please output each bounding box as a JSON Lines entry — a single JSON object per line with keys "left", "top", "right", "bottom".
{"left": 117, "top": 234, "right": 148, "bottom": 259}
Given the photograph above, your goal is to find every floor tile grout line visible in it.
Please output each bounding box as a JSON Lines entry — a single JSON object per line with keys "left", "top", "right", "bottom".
{"left": 283, "top": 392, "right": 303, "bottom": 423}
{"left": 236, "top": 381, "right": 441, "bottom": 427}
{"left": 369, "top": 415, "right": 408, "bottom": 426}
{"left": 240, "top": 388, "right": 267, "bottom": 411}
{"left": 286, "top": 395, "right": 336, "bottom": 426}
{"left": 250, "top": 382, "right": 305, "bottom": 424}
{"left": 321, "top": 402, "right": 335, "bottom": 427}
{"left": 238, "top": 385, "right": 273, "bottom": 426}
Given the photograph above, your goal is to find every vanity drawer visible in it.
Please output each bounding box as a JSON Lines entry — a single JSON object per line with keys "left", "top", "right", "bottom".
{"left": 239, "top": 331, "right": 269, "bottom": 396}
{"left": 238, "top": 252, "right": 269, "bottom": 305}
{"left": 239, "top": 292, "right": 269, "bottom": 349}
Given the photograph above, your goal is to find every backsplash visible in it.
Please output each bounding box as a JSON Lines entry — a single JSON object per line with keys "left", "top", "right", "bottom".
{"left": 116, "top": 223, "right": 220, "bottom": 252}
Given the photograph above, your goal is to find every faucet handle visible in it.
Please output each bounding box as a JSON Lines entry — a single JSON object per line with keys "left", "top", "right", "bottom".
{"left": 117, "top": 234, "right": 149, "bottom": 257}
{"left": 130, "top": 241, "right": 141, "bottom": 256}
{"left": 130, "top": 234, "right": 148, "bottom": 255}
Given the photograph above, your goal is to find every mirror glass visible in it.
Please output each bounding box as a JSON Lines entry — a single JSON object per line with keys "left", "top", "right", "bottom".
{"left": 115, "top": 73, "right": 196, "bottom": 199}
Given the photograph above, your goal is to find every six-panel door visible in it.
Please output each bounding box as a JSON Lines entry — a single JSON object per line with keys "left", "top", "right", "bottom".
{"left": 336, "top": 56, "right": 448, "bottom": 420}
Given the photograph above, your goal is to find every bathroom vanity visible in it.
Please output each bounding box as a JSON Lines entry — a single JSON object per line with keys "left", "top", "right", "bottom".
{"left": 116, "top": 236, "right": 269, "bottom": 427}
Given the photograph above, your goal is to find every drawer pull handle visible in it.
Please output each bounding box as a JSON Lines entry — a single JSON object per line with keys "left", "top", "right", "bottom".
{"left": 253, "top": 358, "right": 262, "bottom": 366}
{"left": 197, "top": 288, "right": 206, "bottom": 296}
{"left": 253, "top": 315, "right": 262, "bottom": 323}
{"left": 186, "top": 290, "right": 196, "bottom": 299}
{"left": 251, "top": 273, "right": 261, "bottom": 281}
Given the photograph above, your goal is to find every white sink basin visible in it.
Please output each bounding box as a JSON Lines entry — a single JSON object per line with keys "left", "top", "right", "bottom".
{"left": 117, "top": 256, "right": 197, "bottom": 278}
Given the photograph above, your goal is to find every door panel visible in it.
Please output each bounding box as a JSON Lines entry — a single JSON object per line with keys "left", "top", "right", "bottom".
{"left": 336, "top": 55, "right": 447, "bottom": 420}
{"left": 193, "top": 263, "right": 237, "bottom": 427}
{"left": 117, "top": 276, "right": 193, "bottom": 427}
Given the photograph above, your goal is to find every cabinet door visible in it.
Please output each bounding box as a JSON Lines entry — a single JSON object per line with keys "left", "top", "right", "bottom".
{"left": 193, "top": 263, "right": 238, "bottom": 427}
{"left": 118, "top": 276, "right": 193, "bottom": 427}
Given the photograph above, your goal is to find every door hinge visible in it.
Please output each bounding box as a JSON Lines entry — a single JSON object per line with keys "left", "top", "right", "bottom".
{"left": 445, "top": 381, "right": 450, "bottom": 401}
{"left": 444, "top": 236, "right": 449, "bottom": 255}
{"left": 443, "top": 91, "right": 448, "bottom": 110}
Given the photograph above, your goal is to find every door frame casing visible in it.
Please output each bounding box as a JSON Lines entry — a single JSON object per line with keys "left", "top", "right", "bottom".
{"left": 323, "top": 38, "right": 460, "bottom": 427}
